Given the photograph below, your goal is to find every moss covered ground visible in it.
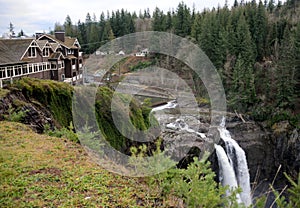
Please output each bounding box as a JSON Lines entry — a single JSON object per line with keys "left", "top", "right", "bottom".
{"left": 0, "top": 121, "right": 162, "bottom": 207}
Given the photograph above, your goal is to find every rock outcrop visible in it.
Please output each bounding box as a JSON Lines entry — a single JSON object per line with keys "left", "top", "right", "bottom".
{"left": 0, "top": 90, "right": 55, "bottom": 133}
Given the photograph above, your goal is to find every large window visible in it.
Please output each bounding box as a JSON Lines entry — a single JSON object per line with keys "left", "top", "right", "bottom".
{"left": 51, "top": 63, "right": 57, "bottom": 69}
{"left": 0, "top": 67, "right": 5, "bottom": 78}
{"left": 68, "top": 49, "right": 74, "bottom": 54}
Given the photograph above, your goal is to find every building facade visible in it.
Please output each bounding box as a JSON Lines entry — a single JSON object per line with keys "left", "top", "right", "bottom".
{"left": 0, "top": 31, "right": 83, "bottom": 87}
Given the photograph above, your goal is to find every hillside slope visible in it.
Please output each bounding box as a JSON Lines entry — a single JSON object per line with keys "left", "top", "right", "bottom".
{"left": 0, "top": 121, "right": 162, "bottom": 207}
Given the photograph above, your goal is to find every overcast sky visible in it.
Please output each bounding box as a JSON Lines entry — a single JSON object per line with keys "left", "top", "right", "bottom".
{"left": 0, "top": 0, "right": 237, "bottom": 36}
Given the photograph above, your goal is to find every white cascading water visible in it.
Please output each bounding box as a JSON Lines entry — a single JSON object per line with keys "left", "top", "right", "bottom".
{"left": 215, "top": 118, "right": 252, "bottom": 206}
{"left": 150, "top": 100, "right": 177, "bottom": 112}
{"left": 215, "top": 144, "right": 242, "bottom": 203}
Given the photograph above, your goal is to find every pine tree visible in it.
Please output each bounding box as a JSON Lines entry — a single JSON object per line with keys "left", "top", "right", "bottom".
{"left": 174, "top": 2, "right": 191, "bottom": 37}
{"left": 17, "top": 29, "right": 25, "bottom": 37}
{"left": 275, "top": 26, "right": 296, "bottom": 108}
{"left": 165, "top": 11, "right": 173, "bottom": 32}
{"left": 233, "top": 13, "right": 256, "bottom": 64}
{"left": 267, "top": 0, "right": 275, "bottom": 12}
{"left": 99, "top": 12, "right": 106, "bottom": 42}
{"left": 77, "top": 21, "right": 88, "bottom": 53}
{"left": 234, "top": 0, "right": 239, "bottom": 7}
{"left": 102, "top": 21, "right": 115, "bottom": 42}
{"left": 9, "top": 22, "right": 15, "bottom": 37}
{"left": 191, "top": 13, "right": 202, "bottom": 41}
{"left": 254, "top": 0, "right": 267, "bottom": 61}
{"left": 294, "top": 23, "right": 300, "bottom": 101}
{"left": 152, "top": 7, "right": 166, "bottom": 31}
{"left": 64, "top": 15, "right": 74, "bottom": 37}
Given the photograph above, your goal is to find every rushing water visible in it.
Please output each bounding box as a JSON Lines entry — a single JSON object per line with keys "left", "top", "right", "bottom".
{"left": 216, "top": 119, "right": 252, "bottom": 206}
{"left": 152, "top": 102, "right": 252, "bottom": 206}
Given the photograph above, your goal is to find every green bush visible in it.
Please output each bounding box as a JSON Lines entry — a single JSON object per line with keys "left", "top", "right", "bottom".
{"left": 4, "top": 105, "right": 28, "bottom": 122}
{"left": 45, "top": 122, "right": 78, "bottom": 143}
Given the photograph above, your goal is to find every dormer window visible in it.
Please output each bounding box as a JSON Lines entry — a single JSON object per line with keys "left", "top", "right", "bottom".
{"left": 28, "top": 47, "right": 36, "bottom": 57}
{"left": 28, "top": 41, "right": 37, "bottom": 58}
{"left": 43, "top": 48, "right": 50, "bottom": 57}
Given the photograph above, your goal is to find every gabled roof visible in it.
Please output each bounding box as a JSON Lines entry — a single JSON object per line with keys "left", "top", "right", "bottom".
{"left": 0, "top": 38, "right": 34, "bottom": 65}
{"left": 50, "top": 43, "right": 60, "bottom": 52}
{"left": 36, "top": 40, "right": 48, "bottom": 50}
{"left": 49, "top": 52, "right": 64, "bottom": 60}
{"left": 38, "top": 34, "right": 80, "bottom": 49}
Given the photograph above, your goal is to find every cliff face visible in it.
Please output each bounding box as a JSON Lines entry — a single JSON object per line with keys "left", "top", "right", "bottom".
{"left": 226, "top": 120, "right": 299, "bottom": 184}
{"left": 0, "top": 89, "right": 55, "bottom": 133}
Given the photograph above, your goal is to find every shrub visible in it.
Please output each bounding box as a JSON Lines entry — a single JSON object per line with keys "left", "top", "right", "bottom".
{"left": 45, "top": 122, "right": 78, "bottom": 143}
{"left": 4, "top": 105, "right": 28, "bottom": 122}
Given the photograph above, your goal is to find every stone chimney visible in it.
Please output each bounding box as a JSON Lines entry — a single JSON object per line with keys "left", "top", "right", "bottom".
{"left": 55, "top": 31, "right": 65, "bottom": 42}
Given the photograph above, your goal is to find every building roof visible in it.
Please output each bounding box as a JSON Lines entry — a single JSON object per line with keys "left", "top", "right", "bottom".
{"left": 0, "top": 38, "right": 34, "bottom": 65}
{"left": 49, "top": 52, "right": 64, "bottom": 60}
{"left": 65, "top": 55, "right": 77, "bottom": 59}
{"left": 50, "top": 43, "right": 60, "bottom": 51}
{"left": 0, "top": 32, "right": 81, "bottom": 66}
{"left": 38, "top": 34, "right": 80, "bottom": 49}
{"left": 36, "top": 40, "right": 48, "bottom": 49}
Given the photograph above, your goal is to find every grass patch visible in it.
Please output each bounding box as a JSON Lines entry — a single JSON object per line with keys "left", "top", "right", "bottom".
{"left": 0, "top": 121, "right": 162, "bottom": 207}
{"left": 0, "top": 88, "right": 9, "bottom": 99}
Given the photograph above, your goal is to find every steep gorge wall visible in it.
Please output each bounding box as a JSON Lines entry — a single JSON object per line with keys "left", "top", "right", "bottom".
{"left": 227, "top": 120, "right": 299, "bottom": 183}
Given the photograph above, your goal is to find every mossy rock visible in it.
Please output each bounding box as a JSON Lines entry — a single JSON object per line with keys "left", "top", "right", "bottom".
{"left": 12, "top": 78, "right": 73, "bottom": 128}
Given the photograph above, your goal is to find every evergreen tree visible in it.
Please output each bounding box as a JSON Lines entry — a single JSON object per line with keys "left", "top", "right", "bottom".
{"left": 127, "top": 13, "right": 135, "bottom": 34}
{"left": 191, "top": 13, "right": 202, "bottom": 41}
{"left": 253, "top": 0, "right": 268, "bottom": 61}
{"left": 234, "top": 0, "right": 239, "bottom": 7}
{"left": 174, "top": 2, "right": 191, "bottom": 37}
{"left": 294, "top": 23, "right": 300, "bottom": 99}
{"left": 17, "top": 29, "right": 25, "bottom": 37}
{"left": 229, "top": 11, "right": 256, "bottom": 64}
{"left": 275, "top": 26, "right": 296, "bottom": 108}
{"left": 229, "top": 55, "right": 256, "bottom": 111}
{"left": 99, "top": 12, "right": 106, "bottom": 41}
{"left": 152, "top": 7, "right": 166, "bottom": 31}
{"left": 85, "top": 13, "right": 92, "bottom": 23}
{"left": 102, "top": 21, "right": 115, "bottom": 42}
{"left": 64, "top": 15, "right": 74, "bottom": 36}
{"left": 88, "top": 22, "right": 100, "bottom": 53}
{"left": 77, "top": 20, "right": 88, "bottom": 53}
{"left": 9, "top": 22, "right": 15, "bottom": 37}
{"left": 267, "top": 0, "right": 275, "bottom": 12}
{"left": 165, "top": 11, "right": 173, "bottom": 32}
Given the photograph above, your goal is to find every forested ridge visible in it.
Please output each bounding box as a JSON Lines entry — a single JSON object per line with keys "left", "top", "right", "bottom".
{"left": 56, "top": 0, "right": 299, "bottom": 126}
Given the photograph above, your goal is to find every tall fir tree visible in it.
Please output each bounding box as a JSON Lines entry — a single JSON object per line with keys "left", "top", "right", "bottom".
{"left": 152, "top": 7, "right": 166, "bottom": 31}
{"left": 275, "top": 26, "right": 296, "bottom": 108}
{"left": 64, "top": 15, "right": 74, "bottom": 37}
{"left": 174, "top": 2, "right": 191, "bottom": 37}
{"left": 253, "top": 0, "right": 268, "bottom": 61}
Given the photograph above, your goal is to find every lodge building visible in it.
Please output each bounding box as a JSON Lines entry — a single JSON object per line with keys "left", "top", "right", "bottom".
{"left": 0, "top": 31, "right": 83, "bottom": 88}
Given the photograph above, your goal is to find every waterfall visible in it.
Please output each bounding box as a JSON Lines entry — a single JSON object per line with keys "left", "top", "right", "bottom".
{"left": 215, "top": 119, "right": 252, "bottom": 206}
{"left": 215, "top": 144, "right": 242, "bottom": 203}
